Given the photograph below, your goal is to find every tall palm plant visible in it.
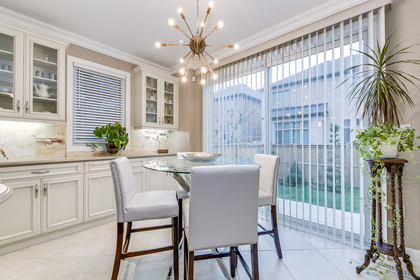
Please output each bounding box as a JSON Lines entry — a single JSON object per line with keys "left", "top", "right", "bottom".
{"left": 345, "top": 36, "right": 420, "bottom": 126}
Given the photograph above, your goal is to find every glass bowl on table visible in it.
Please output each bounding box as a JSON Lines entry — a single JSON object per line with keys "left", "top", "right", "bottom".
{"left": 181, "top": 152, "right": 222, "bottom": 162}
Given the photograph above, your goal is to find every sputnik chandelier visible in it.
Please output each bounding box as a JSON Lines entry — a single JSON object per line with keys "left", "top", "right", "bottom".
{"left": 155, "top": 0, "right": 238, "bottom": 85}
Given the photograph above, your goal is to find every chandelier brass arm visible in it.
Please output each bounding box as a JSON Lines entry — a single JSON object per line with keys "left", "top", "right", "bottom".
{"left": 156, "top": 0, "right": 238, "bottom": 85}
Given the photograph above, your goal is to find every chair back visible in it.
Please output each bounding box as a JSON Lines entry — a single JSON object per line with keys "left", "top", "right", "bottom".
{"left": 187, "top": 165, "right": 260, "bottom": 251}
{"left": 109, "top": 157, "right": 136, "bottom": 222}
{"left": 254, "top": 154, "right": 280, "bottom": 205}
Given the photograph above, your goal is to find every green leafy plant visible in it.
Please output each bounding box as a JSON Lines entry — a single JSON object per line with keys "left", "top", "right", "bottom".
{"left": 344, "top": 36, "right": 420, "bottom": 126}
{"left": 93, "top": 122, "right": 129, "bottom": 150}
{"left": 354, "top": 124, "right": 420, "bottom": 161}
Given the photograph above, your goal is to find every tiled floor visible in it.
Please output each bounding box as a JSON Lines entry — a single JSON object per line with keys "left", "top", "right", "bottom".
{"left": 0, "top": 219, "right": 417, "bottom": 280}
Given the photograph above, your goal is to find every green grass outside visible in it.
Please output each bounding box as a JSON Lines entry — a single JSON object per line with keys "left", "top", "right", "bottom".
{"left": 277, "top": 182, "right": 361, "bottom": 213}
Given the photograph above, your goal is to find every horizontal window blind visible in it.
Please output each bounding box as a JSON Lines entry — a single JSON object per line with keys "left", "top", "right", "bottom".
{"left": 72, "top": 67, "right": 125, "bottom": 144}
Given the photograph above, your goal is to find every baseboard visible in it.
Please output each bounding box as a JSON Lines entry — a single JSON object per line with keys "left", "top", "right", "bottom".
{"left": 0, "top": 215, "right": 115, "bottom": 256}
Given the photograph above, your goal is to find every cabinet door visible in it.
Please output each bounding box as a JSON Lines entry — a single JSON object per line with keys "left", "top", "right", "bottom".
{"left": 0, "top": 179, "right": 40, "bottom": 245}
{"left": 41, "top": 175, "right": 83, "bottom": 232}
{"left": 162, "top": 79, "right": 178, "bottom": 129}
{"left": 25, "top": 35, "right": 65, "bottom": 121}
{"left": 0, "top": 26, "right": 23, "bottom": 118}
{"left": 144, "top": 73, "right": 160, "bottom": 127}
{"left": 83, "top": 171, "right": 116, "bottom": 221}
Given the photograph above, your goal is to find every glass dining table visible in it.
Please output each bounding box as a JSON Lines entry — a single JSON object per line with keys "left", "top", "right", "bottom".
{"left": 142, "top": 156, "right": 259, "bottom": 192}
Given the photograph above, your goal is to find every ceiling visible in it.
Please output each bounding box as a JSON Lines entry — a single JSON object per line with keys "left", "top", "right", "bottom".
{"left": 0, "top": 0, "right": 365, "bottom": 71}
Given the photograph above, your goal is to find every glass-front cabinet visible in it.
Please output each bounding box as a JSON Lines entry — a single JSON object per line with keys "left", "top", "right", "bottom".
{"left": 26, "top": 35, "right": 65, "bottom": 121}
{"left": 134, "top": 69, "right": 178, "bottom": 129}
{"left": 0, "top": 26, "right": 23, "bottom": 118}
{"left": 0, "top": 25, "right": 65, "bottom": 121}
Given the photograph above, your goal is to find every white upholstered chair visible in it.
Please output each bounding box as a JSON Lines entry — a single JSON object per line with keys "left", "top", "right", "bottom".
{"left": 254, "top": 153, "right": 283, "bottom": 258}
{"left": 183, "top": 165, "right": 260, "bottom": 280}
{"left": 109, "top": 157, "right": 179, "bottom": 280}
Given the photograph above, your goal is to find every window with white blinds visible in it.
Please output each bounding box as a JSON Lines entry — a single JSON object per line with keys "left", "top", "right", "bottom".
{"left": 67, "top": 56, "right": 130, "bottom": 151}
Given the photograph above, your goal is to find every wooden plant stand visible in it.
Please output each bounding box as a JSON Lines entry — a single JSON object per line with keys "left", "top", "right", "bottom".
{"left": 356, "top": 158, "right": 419, "bottom": 280}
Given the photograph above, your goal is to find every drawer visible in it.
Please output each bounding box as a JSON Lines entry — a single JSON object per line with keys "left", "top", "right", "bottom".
{"left": 0, "top": 162, "right": 83, "bottom": 181}
{"left": 84, "top": 160, "right": 112, "bottom": 173}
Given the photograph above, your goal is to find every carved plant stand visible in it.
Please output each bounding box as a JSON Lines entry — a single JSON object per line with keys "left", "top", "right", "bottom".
{"left": 356, "top": 158, "right": 419, "bottom": 280}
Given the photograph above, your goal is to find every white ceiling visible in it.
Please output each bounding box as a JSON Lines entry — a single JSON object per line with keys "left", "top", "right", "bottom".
{"left": 0, "top": 0, "right": 367, "bottom": 71}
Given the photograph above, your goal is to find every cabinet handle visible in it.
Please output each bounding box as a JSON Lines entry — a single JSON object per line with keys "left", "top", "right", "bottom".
{"left": 31, "top": 170, "right": 50, "bottom": 174}
{"left": 25, "top": 101, "right": 29, "bottom": 113}
{"left": 17, "top": 100, "right": 20, "bottom": 113}
{"left": 43, "top": 184, "right": 47, "bottom": 197}
{"left": 35, "top": 185, "right": 39, "bottom": 198}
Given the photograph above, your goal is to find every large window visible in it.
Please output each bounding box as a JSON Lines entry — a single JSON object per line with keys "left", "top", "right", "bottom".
{"left": 67, "top": 56, "right": 130, "bottom": 151}
{"left": 204, "top": 8, "right": 384, "bottom": 248}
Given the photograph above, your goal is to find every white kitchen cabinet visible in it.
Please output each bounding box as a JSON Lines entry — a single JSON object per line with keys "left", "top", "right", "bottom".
{"left": 143, "top": 156, "right": 178, "bottom": 191}
{"left": 0, "top": 24, "right": 66, "bottom": 121}
{"left": 0, "top": 163, "right": 83, "bottom": 245}
{"left": 133, "top": 69, "right": 179, "bottom": 129}
{"left": 83, "top": 159, "right": 145, "bottom": 221}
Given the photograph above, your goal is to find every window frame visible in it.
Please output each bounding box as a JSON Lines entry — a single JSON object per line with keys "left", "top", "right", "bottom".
{"left": 66, "top": 55, "right": 131, "bottom": 152}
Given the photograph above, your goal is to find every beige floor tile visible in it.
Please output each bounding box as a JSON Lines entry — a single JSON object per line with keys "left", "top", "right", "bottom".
{"left": 25, "top": 256, "right": 91, "bottom": 280}
{"left": 75, "top": 255, "right": 139, "bottom": 280}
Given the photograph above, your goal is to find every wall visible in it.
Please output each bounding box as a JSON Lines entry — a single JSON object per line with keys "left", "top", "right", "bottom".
{"left": 385, "top": 0, "right": 420, "bottom": 252}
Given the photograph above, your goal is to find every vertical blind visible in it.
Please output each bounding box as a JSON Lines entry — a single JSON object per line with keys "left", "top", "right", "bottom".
{"left": 72, "top": 66, "right": 125, "bottom": 144}
{"left": 203, "top": 8, "right": 385, "bottom": 248}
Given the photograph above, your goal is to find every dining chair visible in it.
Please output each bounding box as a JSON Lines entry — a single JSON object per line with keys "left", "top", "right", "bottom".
{"left": 109, "top": 157, "right": 179, "bottom": 280}
{"left": 175, "top": 152, "right": 193, "bottom": 239}
{"left": 254, "top": 153, "right": 283, "bottom": 259}
{"left": 183, "top": 165, "right": 260, "bottom": 280}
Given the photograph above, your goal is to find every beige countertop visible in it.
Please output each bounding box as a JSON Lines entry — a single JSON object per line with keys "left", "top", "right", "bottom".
{"left": 0, "top": 152, "right": 176, "bottom": 168}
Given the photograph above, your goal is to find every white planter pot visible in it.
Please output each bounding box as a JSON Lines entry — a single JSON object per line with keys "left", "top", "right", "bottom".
{"left": 379, "top": 142, "right": 399, "bottom": 158}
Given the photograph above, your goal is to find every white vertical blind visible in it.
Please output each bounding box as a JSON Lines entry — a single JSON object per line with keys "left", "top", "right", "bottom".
{"left": 203, "top": 8, "right": 385, "bottom": 247}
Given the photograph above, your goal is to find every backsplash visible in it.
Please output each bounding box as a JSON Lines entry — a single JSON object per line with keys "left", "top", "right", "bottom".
{"left": 0, "top": 121, "right": 176, "bottom": 162}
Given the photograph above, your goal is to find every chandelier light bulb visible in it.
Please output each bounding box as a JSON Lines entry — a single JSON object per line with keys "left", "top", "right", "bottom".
{"left": 168, "top": 18, "right": 176, "bottom": 26}
{"left": 200, "top": 79, "right": 206, "bottom": 85}
{"left": 209, "top": 1, "right": 214, "bottom": 8}
{"left": 179, "top": 68, "right": 186, "bottom": 75}
{"left": 217, "top": 20, "right": 224, "bottom": 29}
{"left": 155, "top": 42, "right": 162, "bottom": 48}
{"left": 213, "top": 58, "right": 218, "bottom": 64}
{"left": 179, "top": 57, "right": 185, "bottom": 63}
{"left": 181, "top": 76, "right": 187, "bottom": 83}
{"left": 234, "top": 44, "right": 239, "bottom": 49}
{"left": 200, "top": 22, "right": 205, "bottom": 28}
{"left": 212, "top": 74, "right": 218, "bottom": 80}
{"left": 201, "top": 66, "right": 208, "bottom": 73}
{"left": 177, "top": 7, "right": 183, "bottom": 14}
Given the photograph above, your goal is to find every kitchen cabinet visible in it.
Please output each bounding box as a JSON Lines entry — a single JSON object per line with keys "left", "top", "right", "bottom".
{"left": 134, "top": 69, "right": 179, "bottom": 129}
{"left": 0, "top": 24, "right": 66, "bottom": 121}
{"left": 83, "top": 158, "right": 145, "bottom": 221}
{"left": 144, "top": 157, "right": 178, "bottom": 191}
{"left": 0, "top": 163, "right": 83, "bottom": 245}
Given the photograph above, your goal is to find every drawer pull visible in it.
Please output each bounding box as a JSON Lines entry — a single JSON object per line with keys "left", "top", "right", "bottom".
{"left": 43, "top": 184, "right": 47, "bottom": 197}
{"left": 35, "top": 185, "right": 39, "bottom": 198}
{"left": 31, "top": 170, "right": 50, "bottom": 174}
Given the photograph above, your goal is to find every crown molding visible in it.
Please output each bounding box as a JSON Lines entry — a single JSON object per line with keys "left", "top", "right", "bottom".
{"left": 0, "top": 6, "right": 170, "bottom": 74}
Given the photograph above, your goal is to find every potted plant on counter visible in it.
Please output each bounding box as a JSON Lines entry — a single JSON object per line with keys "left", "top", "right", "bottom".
{"left": 93, "top": 122, "right": 129, "bottom": 154}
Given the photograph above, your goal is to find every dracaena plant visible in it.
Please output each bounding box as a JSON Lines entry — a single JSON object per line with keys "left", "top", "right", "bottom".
{"left": 93, "top": 122, "right": 129, "bottom": 150}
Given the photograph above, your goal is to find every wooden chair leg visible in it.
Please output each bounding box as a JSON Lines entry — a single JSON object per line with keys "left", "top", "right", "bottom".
{"left": 172, "top": 217, "right": 179, "bottom": 280}
{"left": 184, "top": 233, "right": 188, "bottom": 280}
{"left": 230, "top": 247, "right": 237, "bottom": 278}
{"left": 178, "top": 198, "right": 183, "bottom": 244}
{"left": 271, "top": 205, "right": 283, "bottom": 259}
{"left": 251, "top": 243, "right": 259, "bottom": 280}
{"left": 188, "top": 251, "right": 194, "bottom": 280}
{"left": 111, "top": 223, "right": 124, "bottom": 280}
{"left": 123, "top": 222, "right": 132, "bottom": 253}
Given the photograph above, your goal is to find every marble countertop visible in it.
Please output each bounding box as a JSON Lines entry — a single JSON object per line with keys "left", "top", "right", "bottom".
{"left": 0, "top": 152, "right": 176, "bottom": 167}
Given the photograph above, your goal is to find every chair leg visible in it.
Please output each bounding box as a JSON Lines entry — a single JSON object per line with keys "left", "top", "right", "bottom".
{"left": 230, "top": 247, "right": 237, "bottom": 278}
{"left": 123, "top": 222, "right": 132, "bottom": 253}
{"left": 188, "top": 251, "right": 194, "bottom": 280}
{"left": 111, "top": 223, "right": 124, "bottom": 280}
{"left": 270, "top": 205, "right": 283, "bottom": 259}
{"left": 251, "top": 243, "right": 259, "bottom": 280}
{"left": 184, "top": 233, "right": 188, "bottom": 280}
{"left": 172, "top": 217, "right": 179, "bottom": 280}
{"left": 178, "top": 198, "right": 183, "bottom": 245}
